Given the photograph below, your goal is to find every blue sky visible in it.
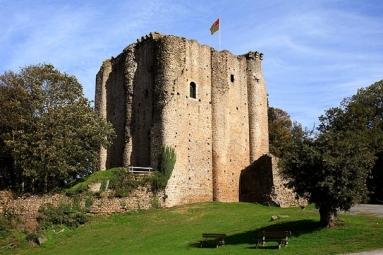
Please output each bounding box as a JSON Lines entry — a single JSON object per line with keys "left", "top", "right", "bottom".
{"left": 1, "top": 0, "right": 382, "bottom": 128}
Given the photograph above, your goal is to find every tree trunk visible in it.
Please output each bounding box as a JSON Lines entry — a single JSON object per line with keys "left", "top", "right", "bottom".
{"left": 319, "top": 206, "right": 337, "bottom": 227}
{"left": 21, "top": 181, "right": 24, "bottom": 193}
{"left": 44, "top": 174, "right": 48, "bottom": 193}
{"left": 32, "top": 178, "right": 35, "bottom": 193}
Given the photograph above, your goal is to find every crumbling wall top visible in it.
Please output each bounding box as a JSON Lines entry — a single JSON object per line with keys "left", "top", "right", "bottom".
{"left": 118, "top": 32, "right": 264, "bottom": 62}
{"left": 245, "top": 51, "right": 264, "bottom": 60}
{"left": 135, "top": 32, "right": 163, "bottom": 45}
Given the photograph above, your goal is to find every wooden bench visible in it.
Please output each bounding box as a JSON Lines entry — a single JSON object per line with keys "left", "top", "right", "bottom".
{"left": 200, "top": 233, "right": 226, "bottom": 248}
{"left": 256, "top": 230, "right": 291, "bottom": 249}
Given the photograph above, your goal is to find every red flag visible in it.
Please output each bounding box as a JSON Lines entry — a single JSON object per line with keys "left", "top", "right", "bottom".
{"left": 210, "top": 18, "right": 220, "bottom": 35}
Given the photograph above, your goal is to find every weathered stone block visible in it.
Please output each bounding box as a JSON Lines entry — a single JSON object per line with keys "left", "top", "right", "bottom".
{"left": 240, "top": 154, "right": 306, "bottom": 207}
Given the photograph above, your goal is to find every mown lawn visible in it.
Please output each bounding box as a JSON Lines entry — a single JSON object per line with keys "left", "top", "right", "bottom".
{"left": 6, "top": 202, "right": 383, "bottom": 255}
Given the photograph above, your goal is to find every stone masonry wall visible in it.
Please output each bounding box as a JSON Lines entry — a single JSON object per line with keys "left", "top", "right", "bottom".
{"left": 239, "top": 154, "right": 306, "bottom": 207}
{"left": 121, "top": 44, "right": 136, "bottom": 167}
{"left": 157, "top": 36, "right": 214, "bottom": 206}
{"left": 96, "top": 37, "right": 159, "bottom": 169}
{"left": 95, "top": 33, "right": 271, "bottom": 207}
{"left": 246, "top": 52, "right": 269, "bottom": 161}
{"left": 106, "top": 53, "right": 126, "bottom": 168}
{"left": 211, "top": 51, "right": 251, "bottom": 202}
{"left": 95, "top": 60, "right": 112, "bottom": 170}
{"left": 130, "top": 40, "right": 155, "bottom": 167}
{"left": 0, "top": 189, "right": 163, "bottom": 230}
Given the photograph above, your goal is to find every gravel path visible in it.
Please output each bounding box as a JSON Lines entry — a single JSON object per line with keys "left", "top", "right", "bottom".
{"left": 345, "top": 249, "right": 383, "bottom": 255}
{"left": 349, "top": 204, "right": 383, "bottom": 217}
{"left": 343, "top": 204, "right": 383, "bottom": 254}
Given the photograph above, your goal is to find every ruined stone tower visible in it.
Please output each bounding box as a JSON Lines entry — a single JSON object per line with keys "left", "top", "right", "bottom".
{"left": 95, "top": 32, "right": 269, "bottom": 207}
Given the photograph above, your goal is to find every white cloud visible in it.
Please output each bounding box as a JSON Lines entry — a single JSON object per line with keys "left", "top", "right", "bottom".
{"left": 0, "top": 0, "right": 382, "bottom": 128}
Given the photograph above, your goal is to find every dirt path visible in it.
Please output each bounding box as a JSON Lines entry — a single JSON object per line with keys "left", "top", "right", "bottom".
{"left": 343, "top": 204, "right": 383, "bottom": 254}
{"left": 346, "top": 249, "right": 383, "bottom": 255}
{"left": 349, "top": 204, "right": 383, "bottom": 217}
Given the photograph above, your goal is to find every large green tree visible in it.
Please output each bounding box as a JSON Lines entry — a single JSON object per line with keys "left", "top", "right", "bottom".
{"left": 0, "top": 64, "right": 114, "bottom": 193}
{"left": 319, "top": 80, "right": 383, "bottom": 203}
{"left": 268, "top": 106, "right": 304, "bottom": 158}
{"left": 281, "top": 129, "right": 374, "bottom": 227}
{"left": 280, "top": 80, "right": 383, "bottom": 227}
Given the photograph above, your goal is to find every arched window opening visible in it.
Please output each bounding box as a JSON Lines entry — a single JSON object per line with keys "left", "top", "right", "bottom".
{"left": 189, "top": 82, "right": 197, "bottom": 99}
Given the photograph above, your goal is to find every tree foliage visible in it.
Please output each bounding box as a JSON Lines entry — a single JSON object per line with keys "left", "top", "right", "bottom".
{"left": 0, "top": 64, "right": 114, "bottom": 193}
{"left": 319, "top": 80, "right": 383, "bottom": 202}
{"left": 280, "top": 80, "right": 383, "bottom": 227}
{"left": 268, "top": 106, "right": 304, "bottom": 158}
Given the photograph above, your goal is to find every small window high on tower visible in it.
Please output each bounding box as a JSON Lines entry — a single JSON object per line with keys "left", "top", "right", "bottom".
{"left": 189, "top": 82, "right": 197, "bottom": 99}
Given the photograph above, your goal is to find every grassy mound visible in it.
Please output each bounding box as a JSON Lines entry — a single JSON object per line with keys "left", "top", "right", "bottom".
{"left": 5, "top": 202, "right": 383, "bottom": 255}
{"left": 65, "top": 168, "right": 124, "bottom": 195}
{"left": 65, "top": 166, "right": 170, "bottom": 197}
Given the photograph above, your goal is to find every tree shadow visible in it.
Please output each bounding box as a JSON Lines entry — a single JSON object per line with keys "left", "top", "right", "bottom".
{"left": 189, "top": 242, "right": 222, "bottom": 249}
{"left": 226, "top": 219, "right": 321, "bottom": 247}
{"left": 249, "top": 245, "right": 280, "bottom": 250}
{"left": 190, "top": 219, "right": 322, "bottom": 249}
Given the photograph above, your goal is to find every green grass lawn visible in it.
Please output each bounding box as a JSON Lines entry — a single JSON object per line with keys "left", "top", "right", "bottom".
{"left": 5, "top": 202, "right": 383, "bottom": 255}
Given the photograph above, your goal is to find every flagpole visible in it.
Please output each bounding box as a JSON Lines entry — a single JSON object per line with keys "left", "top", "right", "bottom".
{"left": 210, "top": 18, "right": 221, "bottom": 51}
{"left": 218, "top": 18, "right": 221, "bottom": 51}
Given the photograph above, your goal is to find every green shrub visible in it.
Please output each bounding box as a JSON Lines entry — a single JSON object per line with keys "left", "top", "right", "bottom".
{"left": 150, "top": 146, "right": 176, "bottom": 192}
{"left": 84, "top": 195, "right": 94, "bottom": 212}
{"left": 25, "top": 232, "right": 40, "bottom": 244}
{"left": 111, "top": 170, "right": 149, "bottom": 197}
{"left": 37, "top": 202, "right": 88, "bottom": 229}
{"left": 0, "top": 215, "right": 10, "bottom": 237}
{"left": 100, "top": 180, "right": 108, "bottom": 192}
{"left": 159, "top": 146, "right": 176, "bottom": 178}
{"left": 150, "top": 172, "right": 168, "bottom": 192}
{"left": 150, "top": 197, "right": 160, "bottom": 209}
{"left": 0, "top": 209, "right": 19, "bottom": 237}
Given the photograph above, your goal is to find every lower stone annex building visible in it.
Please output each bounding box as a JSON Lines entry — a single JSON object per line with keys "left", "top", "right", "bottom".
{"left": 95, "top": 32, "right": 298, "bottom": 207}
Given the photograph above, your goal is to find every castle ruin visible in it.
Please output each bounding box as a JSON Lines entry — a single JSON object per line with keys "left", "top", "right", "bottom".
{"left": 95, "top": 32, "right": 270, "bottom": 207}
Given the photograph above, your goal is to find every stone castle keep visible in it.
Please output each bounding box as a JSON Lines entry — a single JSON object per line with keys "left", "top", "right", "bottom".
{"left": 95, "top": 32, "right": 270, "bottom": 207}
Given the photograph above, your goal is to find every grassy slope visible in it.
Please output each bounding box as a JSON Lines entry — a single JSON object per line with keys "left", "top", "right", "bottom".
{"left": 10, "top": 202, "right": 383, "bottom": 255}
{"left": 65, "top": 168, "right": 123, "bottom": 195}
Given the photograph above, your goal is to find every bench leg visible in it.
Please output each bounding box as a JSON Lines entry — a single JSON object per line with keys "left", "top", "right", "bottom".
{"left": 255, "top": 239, "right": 265, "bottom": 248}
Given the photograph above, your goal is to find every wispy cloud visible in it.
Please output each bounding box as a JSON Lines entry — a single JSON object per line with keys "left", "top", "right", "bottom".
{"left": 0, "top": 0, "right": 186, "bottom": 98}
{"left": 224, "top": 1, "right": 383, "bottom": 127}
{"left": 0, "top": 0, "right": 382, "bottom": 127}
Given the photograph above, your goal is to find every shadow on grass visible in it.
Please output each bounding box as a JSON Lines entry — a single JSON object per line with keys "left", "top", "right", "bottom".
{"left": 190, "top": 219, "right": 322, "bottom": 249}
{"left": 226, "top": 219, "right": 321, "bottom": 245}
{"left": 248, "top": 246, "right": 280, "bottom": 250}
{"left": 189, "top": 242, "right": 221, "bottom": 249}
